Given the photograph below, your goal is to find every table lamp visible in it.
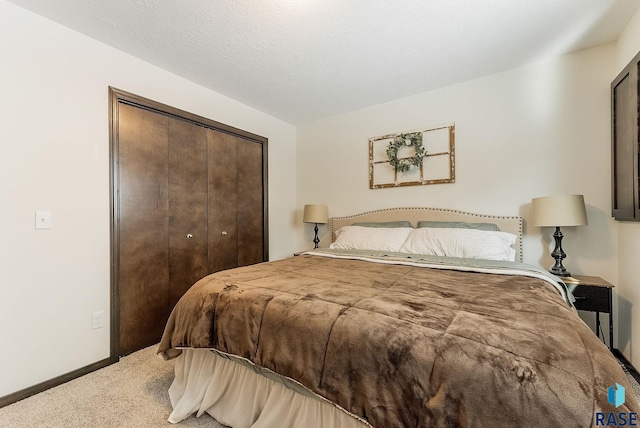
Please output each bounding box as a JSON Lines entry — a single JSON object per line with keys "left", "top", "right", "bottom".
{"left": 303, "top": 204, "right": 329, "bottom": 249}
{"left": 531, "top": 194, "right": 588, "bottom": 277}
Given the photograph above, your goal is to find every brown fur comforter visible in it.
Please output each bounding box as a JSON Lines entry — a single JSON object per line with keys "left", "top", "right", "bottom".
{"left": 158, "top": 252, "right": 638, "bottom": 427}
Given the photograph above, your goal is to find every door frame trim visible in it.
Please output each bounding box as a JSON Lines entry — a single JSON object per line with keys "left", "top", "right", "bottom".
{"left": 109, "top": 87, "right": 269, "bottom": 359}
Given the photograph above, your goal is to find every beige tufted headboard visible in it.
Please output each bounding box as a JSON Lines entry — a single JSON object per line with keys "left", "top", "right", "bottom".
{"left": 326, "top": 207, "right": 523, "bottom": 262}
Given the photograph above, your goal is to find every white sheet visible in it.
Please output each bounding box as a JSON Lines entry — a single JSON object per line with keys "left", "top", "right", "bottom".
{"left": 168, "top": 348, "right": 371, "bottom": 427}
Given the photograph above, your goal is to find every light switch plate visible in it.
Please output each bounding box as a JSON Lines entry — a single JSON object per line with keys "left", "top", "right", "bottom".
{"left": 35, "top": 211, "right": 52, "bottom": 229}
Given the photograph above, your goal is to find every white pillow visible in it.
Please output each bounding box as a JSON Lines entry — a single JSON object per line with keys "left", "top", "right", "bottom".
{"left": 399, "top": 228, "right": 517, "bottom": 261}
{"left": 330, "top": 226, "right": 413, "bottom": 252}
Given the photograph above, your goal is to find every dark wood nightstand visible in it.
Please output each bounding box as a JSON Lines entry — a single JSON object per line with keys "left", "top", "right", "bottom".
{"left": 565, "top": 275, "right": 614, "bottom": 350}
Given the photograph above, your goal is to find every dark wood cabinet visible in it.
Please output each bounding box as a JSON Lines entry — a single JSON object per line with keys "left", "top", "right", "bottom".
{"left": 110, "top": 88, "right": 268, "bottom": 357}
{"left": 611, "top": 50, "right": 640, "bottom": 221}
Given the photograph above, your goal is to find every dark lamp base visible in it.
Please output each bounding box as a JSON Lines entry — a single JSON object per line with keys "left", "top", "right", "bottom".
{"left": 551, "top": 268, "right": 571, "bottom": 277}
{"left": 312, "top": 223, "right": 320, "bottom": 249}
{"left": 549, "top": 226, "right": 570, "bottom": 278}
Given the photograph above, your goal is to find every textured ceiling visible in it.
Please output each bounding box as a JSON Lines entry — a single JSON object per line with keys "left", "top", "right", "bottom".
{"left": 6, "top": 0, "right": 640, "bottom": 125}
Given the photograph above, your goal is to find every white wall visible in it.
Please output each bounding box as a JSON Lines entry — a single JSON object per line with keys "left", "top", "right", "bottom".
{"left": 297, "top": 44, "right": 616, "bottom": 269}
{"left": 614, "top": 7, "right": 640, "bottom": 367}
{"left": 0, "top": 1, "right": 297, "bottom": 397}
{"left": 296, "top": 44, "right": 618, "bottom": 335}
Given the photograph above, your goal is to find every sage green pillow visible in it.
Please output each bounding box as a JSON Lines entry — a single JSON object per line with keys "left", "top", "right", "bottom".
{"left": 417, "top": 221, "right": 499, "bottom": 231}
{"left": 352, "top": 221, "right": 412, "bottom": 228}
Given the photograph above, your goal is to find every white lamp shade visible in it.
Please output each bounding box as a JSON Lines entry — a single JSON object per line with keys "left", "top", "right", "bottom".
{"left": 531, "top": 195, "right": 588, "bottom": 227}
{"left": 303, "top": 204, "right": 329, "bottom": 224}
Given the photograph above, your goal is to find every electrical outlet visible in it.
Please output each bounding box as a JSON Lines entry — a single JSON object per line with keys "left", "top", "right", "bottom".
{"left": 35, "top": 211, "right": 52, "bottom": 229}
{"left": 92, "top": 311, "right": 105, "bottom": 330}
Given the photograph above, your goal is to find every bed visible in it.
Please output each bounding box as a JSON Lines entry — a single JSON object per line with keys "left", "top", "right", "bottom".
{"left": 158, "top": 207, "right": 638, "bottom": 427}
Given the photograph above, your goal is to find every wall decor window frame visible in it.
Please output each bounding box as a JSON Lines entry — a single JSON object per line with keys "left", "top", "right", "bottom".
{"left": 369, "top": 123, "right": 455, "bottom": 189}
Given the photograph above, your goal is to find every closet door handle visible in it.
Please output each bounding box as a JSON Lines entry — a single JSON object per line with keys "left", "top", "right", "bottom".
{"left": 221, "top": 231, "right": 228, "bottom": 236}
{"left": 186, "top": 233, "right": 193, "bottom": 239}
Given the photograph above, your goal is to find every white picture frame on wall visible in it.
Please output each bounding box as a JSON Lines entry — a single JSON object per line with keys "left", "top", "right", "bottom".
{"left": 369, "top": 123, "right": 455, "bottom": 189}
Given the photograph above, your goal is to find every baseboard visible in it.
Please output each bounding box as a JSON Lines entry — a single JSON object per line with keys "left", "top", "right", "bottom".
{"left": 612, "top": 348, "right": 640, "bottom": 384}
{"left": 0, "top": 356, "right": 118, "bottom": 409}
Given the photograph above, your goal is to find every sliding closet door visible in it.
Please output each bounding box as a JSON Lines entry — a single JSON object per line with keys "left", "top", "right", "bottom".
{"left": 167, "top": 118, "right": 208, "bottom": 308}
{"left": 118, "top": 104, "right": 170, "bottom": 356}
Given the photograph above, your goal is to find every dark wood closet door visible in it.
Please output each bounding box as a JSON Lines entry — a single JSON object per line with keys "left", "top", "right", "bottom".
{"left": 208, "top": 130, "right": 239, "bottom": 272}
{"left": 168, "top": 118, "right": 208, "bottom": 308}
{"left": 110, "top": 87, "right": 268, "bottom": 359}
{"left": 237, "top": 138, "right": 265, "bottom": 266}
{"left": 118, "top": 104, "right": 170, "bottom": 356}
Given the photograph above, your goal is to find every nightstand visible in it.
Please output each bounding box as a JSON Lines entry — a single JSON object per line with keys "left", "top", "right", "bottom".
{"left": 565, "top": 275, "right": 614, "bottom": 350}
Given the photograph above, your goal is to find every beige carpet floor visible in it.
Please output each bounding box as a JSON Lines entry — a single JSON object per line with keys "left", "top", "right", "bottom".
{"left": 2, "top": 344, "right": 640, "bottom": 428}
{"left": 0, "top": 345, "right": 225, "bottom": 428}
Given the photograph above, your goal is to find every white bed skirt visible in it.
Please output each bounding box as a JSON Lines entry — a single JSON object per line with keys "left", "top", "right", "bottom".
{"left": 168, "top": 348, "right": 370, "bottom": 428}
